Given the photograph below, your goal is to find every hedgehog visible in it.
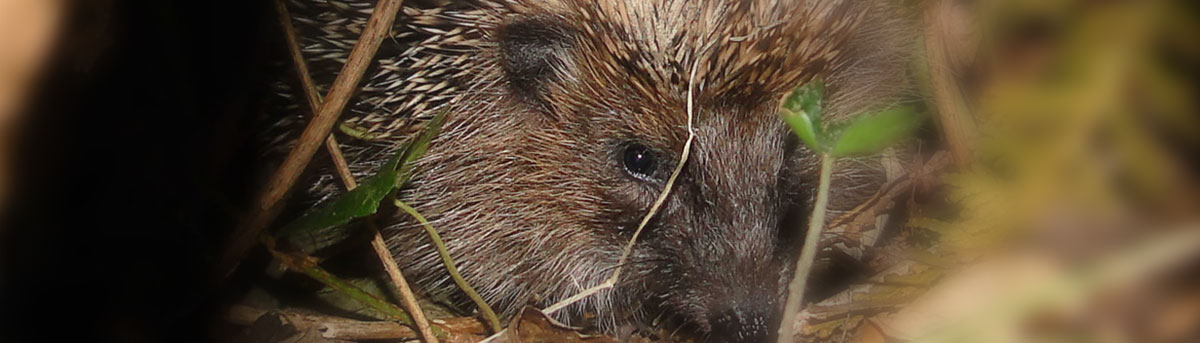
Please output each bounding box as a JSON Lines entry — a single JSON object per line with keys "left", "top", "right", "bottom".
{"left": 266, "top": 0, "right": 912, "bottom": 341}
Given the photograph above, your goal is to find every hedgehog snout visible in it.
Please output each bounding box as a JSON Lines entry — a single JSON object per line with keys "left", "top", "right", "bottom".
{"left": 705, "top": 300, "right": 775, "bottom": 343}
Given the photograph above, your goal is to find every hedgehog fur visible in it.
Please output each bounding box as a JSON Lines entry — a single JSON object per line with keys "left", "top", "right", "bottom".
{"left": 267, "top": 0, "right": 913, "bottom": 340}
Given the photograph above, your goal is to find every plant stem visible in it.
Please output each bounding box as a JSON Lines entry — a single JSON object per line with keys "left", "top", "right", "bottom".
{"left": 394, "top": 199, "right": 503, "bottom": 333}
{"left": 778, "top": 153, "right": 833, "bottom": 343}
{"left": 370, "top": 228, "right": 440, "bottom": 343}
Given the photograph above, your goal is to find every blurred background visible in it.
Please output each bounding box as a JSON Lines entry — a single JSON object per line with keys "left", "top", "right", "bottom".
{"left": 0, "top": 0, "right": 1198, "bottom": 342}
{"left": 0, "top": 0, "right": 272, "bottom": 342}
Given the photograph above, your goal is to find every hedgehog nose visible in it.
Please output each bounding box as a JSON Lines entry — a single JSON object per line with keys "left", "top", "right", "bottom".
{"left": 707, "top": 307, "right": 771, "bottom": 343}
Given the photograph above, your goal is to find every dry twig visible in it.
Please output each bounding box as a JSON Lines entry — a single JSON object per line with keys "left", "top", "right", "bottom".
{"left": 370, "top": 229, "right": 440, "bottom": 342}
{"left": 219, "top": 0, "right": 405, "bottom": 276}
{"left": 264, "top": 237, "right": 417, "bottom": 326}
{"left": 924, "top": 0, "right": 975, "bottom": 165}
{"left": 229, "top": 305, "right": 485, "bottom": 342}
{"left": 273, "top": 0, "right": 356, "bottom": 188}
{"left": 271, "top": 1, "right": 438, "bottom": 341}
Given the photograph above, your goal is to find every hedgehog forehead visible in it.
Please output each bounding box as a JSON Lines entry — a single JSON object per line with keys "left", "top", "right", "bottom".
{"left": 543, "top": 0, "right": 867, "bottom": 113}
{"left": 513, "top": 0, "right": 872, "bottom": 148}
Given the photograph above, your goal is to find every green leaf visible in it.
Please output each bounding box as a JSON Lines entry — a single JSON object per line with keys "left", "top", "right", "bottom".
{"left": 781, "top": 80, "right": 824, "bottom": 121}
{"left": 338, "top": 122, "right": 387, "bottom": 141}
{"left": 780, "top": 80, "right": 827, "bottom": 151}
{"left": 395, "top": 109, "right": 448, "bottom": 187}
{"left": 276, "top": 110, "right": 449, "bottom": 253}
{"left": 782, "top": 109, "right": 821, "bottom": 151}
{"left": 831, "top": 106, "right": 921, "bottom": 157}
{"left": 314, "top": 277, "right": 396, "bottom": 321}
{"left": 278, "top": 169, "right": 397, "bottom": 252}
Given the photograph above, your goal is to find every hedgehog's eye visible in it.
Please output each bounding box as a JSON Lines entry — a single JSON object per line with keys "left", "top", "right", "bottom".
{"left": 622, "top": 143, "right": 657, "bottom": 179}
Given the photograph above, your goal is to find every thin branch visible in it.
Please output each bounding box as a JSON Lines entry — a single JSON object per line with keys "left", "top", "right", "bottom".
{"left": 542, "top": 48, "right": 702, "bottom": 316}
{"left": 924, "top": 0, "right": 975, "bottom": 165}
{"left": 326, "top": 137, "right": 358, "bottom": 188}
{"left": 263, "top": 237, "right": 416, "bottom": 326}
{"left": 371, "top": 227, "right": 440, "bottom": 343}
{"left": 395, "top": 199, "right": 503, "bottom": 333}
{"left": 219, "top": 0, "right": 405, "bottom": 276}
{"left": 273, "top": 2, "right": 437, "bottom": 341}
{"left": 228, "top": 305, "right": 485, "bottom": 342}
{"left": 266, "top": 228, "right": 449, "bottom": 341}
{"left": 274, "top": 0, "right": 357, "bottom": 189}
{"left": 778, "top": 154, "right": 834, "bottom": 343}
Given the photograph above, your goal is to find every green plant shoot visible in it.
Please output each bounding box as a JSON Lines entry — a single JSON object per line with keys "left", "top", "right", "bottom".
{"left": 776, "top": 80, "right": 921, "bottom": 343}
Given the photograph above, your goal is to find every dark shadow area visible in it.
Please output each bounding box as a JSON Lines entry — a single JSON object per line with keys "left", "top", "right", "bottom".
{"left": 0, "top": 1, "right": 276, "bottom": 342}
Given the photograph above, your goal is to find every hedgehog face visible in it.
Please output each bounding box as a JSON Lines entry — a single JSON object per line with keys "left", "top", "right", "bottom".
{"left": 380, "top": 0, "right": 905, "bottom": 342}
{"left": 595, "top": 106, "right": 805, "bottom": 343}
{"left": 485, "top": 83, "right": 804, "bottom": 342}
{"left": 465, "top": 2, "right": 845, "bottom": 340}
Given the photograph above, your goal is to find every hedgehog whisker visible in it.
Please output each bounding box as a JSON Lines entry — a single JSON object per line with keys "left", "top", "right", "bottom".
{"left": 596, "top": 258, "right": 673, "bottom": 274}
